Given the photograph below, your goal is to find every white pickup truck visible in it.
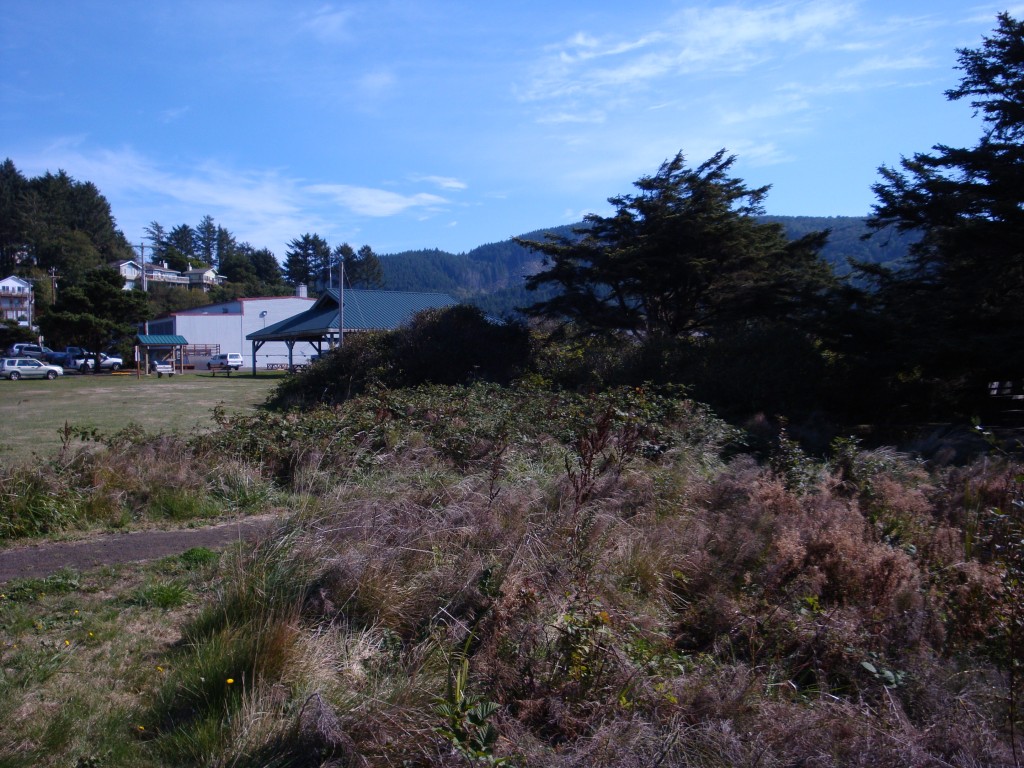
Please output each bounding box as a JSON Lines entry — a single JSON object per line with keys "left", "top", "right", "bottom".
{"left": 148, "top": 360, "right": 176, "bottom": 378}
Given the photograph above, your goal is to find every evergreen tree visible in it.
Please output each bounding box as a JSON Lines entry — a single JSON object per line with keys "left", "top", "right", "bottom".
{"left": 143, "top": 221, "right": 167, "bottom": 265}
{"left": 863, "top": 12, "right": 1024, "bottom": 406}
{"left": 521, "top": 150, "right": 833, "bottom": 342}
{"left": 349, "top": 244, "right": 385, "bottom": 288}
{"left": 17, "top": 170, "right": 132, "bottom": 283}
{"left": 195, "top": 214, "right": 218, "bottom": 266}
{"left": 39, "top": 266, "right": 150, "bottom": 362}
{"left": 0, "top": 159, "right": 29, "bottom": 274}
{"left": 214, "top": 225, "right": 237, "bottom": 269}
{"left": 284, "top": 233, "right": 329, "bottom": 287}
{"left": 332, "top": 243, "right": 355, "bottom": 289}
{"left": 164, "top": 224, "right": 196, "bottom": 271}
{"left": 249, "top": 247, "right": 283, "bottom": 285}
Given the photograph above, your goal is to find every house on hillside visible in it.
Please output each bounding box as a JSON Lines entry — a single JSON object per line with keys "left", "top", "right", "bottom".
{"left": 246, "top": 288, "right": 457, "bottom": 373}
{"left": 0, "top": 276, "right": 34, "bottom": 326}
{"left": 185, "top": 266, "right": 224, "bottom": 292}
{"left": 111, "top": 260, "right": 222, "bottom": 291}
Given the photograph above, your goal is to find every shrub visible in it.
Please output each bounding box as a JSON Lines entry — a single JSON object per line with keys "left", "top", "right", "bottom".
{"left": 267, "top": 304, "right": 533, "bottom": 409}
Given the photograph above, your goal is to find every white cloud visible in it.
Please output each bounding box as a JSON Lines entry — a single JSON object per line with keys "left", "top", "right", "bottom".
{"left": 297, "top": 4, "right": 355, "bottom": 44}
{"left": 357, "top": 70, "right": 396, "bottom": 97}
{"left": 158, "top": 106, "right": 190, "bottom": 124}
{"left": 307, "top": 184, "right": 448, "bottom": 217}
{"left": 521, "top": 1, "right": 858, "bottom": 102}
{"left": 536, "top": 111, "right": 607, "bottom": 125}
{"left": 718, "top": 93, "right": 813, "bottom": 126}
{"left": 838, "top": 54, "right": 933, "bottom": 78}
{"left": 411, "top": 175, "right": 468, "bottom": 191}
{"left": 17, "top": 140, "right": 456, "bottom": 257}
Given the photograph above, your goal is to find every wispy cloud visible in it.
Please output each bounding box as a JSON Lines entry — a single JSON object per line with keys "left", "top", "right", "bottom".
{"left": 19, "top": 140, "right": 455, "bottom": 254}
{"left": 297, "top": 4, "right": 355, "bottom": 44}
{"left": 158, "top": 106, "right": 190, "bottom": 124}
{"left": 357, "top": 70, "right": 396, "bottom": 97}
{"left": 718, "top": 93, "right": 813, "bottom": 126}
{"left": 520, "top": 1, "right": 857, "bottom": 103}
{"left": 306, "top": 184, "right": 448, "bottom": 217}
{"left": 411, "top": 175, "right": 467, "bottom": 191}
{"left": 838, "top": 54, "right": 933, "bottom": 78}
{"left": 536, "top": 111, "right": 607, "bottom": 125}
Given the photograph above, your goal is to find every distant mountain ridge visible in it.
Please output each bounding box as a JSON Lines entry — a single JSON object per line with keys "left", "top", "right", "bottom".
{"left": 380, "top": 216, "right": 914, "bottom": 317}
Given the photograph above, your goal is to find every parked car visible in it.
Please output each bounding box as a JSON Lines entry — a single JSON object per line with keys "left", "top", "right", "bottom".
{"left": 8, "top": 343, "right": 55, "bottom": 360}
{"left": 96, "top": 353, "right": 123, "bottom": 372}
{"left": 207, "top": 352, "right": 243, "bottom": 373}
{"left": 148, "top": 359, "right": 175, "bottom": 378}
{"left": 0, "top": 357, "right": 64, "bottom": 380}
{"left": 46, "top": 346, "right": 94, "bottom": 370}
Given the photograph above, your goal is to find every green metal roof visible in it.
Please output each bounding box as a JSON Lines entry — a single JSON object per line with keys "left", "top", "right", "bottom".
{"left": 247, "top": 289, "right": 457, "bottom": 342}
{"left": 137, "top": 334, "right": 189, "bottom": 346}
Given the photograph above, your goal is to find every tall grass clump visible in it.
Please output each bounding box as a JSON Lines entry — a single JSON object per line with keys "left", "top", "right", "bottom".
{"left": 0, "top": 466, "right": 82, "bottom": 538}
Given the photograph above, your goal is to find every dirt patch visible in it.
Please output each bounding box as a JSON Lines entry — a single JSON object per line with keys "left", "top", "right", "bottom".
{"left": 0, "top": 515, "right": 279, "bottom": 583}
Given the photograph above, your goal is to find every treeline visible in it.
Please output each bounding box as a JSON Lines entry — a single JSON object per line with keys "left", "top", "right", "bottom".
{"left": 279, "top": 233, "right": 385, "bottom": 291}
{"left": 0, "top": 162, "right": 396, "bottom": 352}
{"left": 141, "top": 216, "right": 287, "bottom": 301}
{"left": 0, "top": 160, "right": 134, "bottom": 300}
{"left": 378, "top": 219, "right": 915, "bottom": 318}
{"left": 281, "top": 13, "right": 1024, "bottom": 430}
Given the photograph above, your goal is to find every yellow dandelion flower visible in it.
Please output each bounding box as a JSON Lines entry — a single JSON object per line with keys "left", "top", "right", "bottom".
{"left": 226, "top": 678, "right": 234, "bottom": 685}
{"left": 64, "top": 640, "right": 70, "bottom": 646}
{"left": 137, "top": 725, "right": 145, "bottom": 732}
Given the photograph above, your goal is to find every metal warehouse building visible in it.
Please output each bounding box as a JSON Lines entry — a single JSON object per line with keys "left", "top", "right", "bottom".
{"left": 246, "top": 288, "right": 458, "bottom": 372}
{"left": 145, "top": 295, "right": 316, "bottom": 369}
{"left": 146, "top": 289, "right": 459, "bottom": 371}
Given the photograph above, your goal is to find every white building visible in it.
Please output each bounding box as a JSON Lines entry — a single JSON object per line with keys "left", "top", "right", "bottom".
{"left": 146, "top": 295, "right": 316, "bottom": 369}
{"left": 112, "top": 260, "right": 222, "bottom": 291}
{"left": 0, "top": 276, "right": 34, "bottom": 326}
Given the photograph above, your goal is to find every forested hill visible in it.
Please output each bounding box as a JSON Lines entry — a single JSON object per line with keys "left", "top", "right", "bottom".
{"left": 380, "top": 216, "right": 914, "bottom": 317}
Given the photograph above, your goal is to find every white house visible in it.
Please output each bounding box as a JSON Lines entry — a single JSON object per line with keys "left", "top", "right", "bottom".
{"left": 146, "top": 295, "right": 316, "bottom": 369}
{"left": 112, "top": 260, "right": 221, "bottom": 291}
{"left": 184, "top": 266, "right": 225, "bottom": 291}
{"left": 0, "top": 276, "right": 34, "bottom": 326}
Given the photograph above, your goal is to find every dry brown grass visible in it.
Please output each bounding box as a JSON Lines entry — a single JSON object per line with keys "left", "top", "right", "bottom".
{"left": 3, "top": 384, "right": 1024, "bottom": 766}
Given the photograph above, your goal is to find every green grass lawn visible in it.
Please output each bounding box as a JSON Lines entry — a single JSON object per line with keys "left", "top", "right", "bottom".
{"left": 0, "top": 370, "right": 284, "bottom": 462}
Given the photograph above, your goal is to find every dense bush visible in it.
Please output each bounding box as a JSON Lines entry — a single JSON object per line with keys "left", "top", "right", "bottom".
{"left": 139, "top": 388, "right": 1024, "bottom": 764}
{"left": 5, "top": 381, "right": 1024, "bottom": 766}
{"left": 266, "top": 304, "right": 532, "bottom": 409}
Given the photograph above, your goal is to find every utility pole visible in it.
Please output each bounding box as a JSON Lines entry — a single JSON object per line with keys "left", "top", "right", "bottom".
{"left": 338, "top": 255, "right": 345, "bottom": 348}
{"left": 136, "top": 243, "right": 147, "bottom": 292}
{"left": 135, "top": 243, "right": 149, "bottom": 336}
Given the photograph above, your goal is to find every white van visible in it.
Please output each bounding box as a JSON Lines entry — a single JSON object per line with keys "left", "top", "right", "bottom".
{"left": 207, "top": 352, "right": 243, "bottom": 373}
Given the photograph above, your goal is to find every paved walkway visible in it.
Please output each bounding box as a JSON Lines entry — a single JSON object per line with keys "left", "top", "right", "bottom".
{"left": 0, "top": 515, "right": 277, "bottom": 582}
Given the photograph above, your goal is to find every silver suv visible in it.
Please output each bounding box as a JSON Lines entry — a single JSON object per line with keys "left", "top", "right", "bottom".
{"left": 8, "top": 343, "right": 53, "bottom": 360}
{"left": 0, "top": 357, "right": 64, "bottom": 380}
{"left": 207, "top": 352, "right": 243, "bottom": 373}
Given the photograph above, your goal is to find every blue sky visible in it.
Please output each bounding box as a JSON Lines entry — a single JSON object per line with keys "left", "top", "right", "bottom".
{"left": 1, "top": 2, "right": 1018, "bottom": 260}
